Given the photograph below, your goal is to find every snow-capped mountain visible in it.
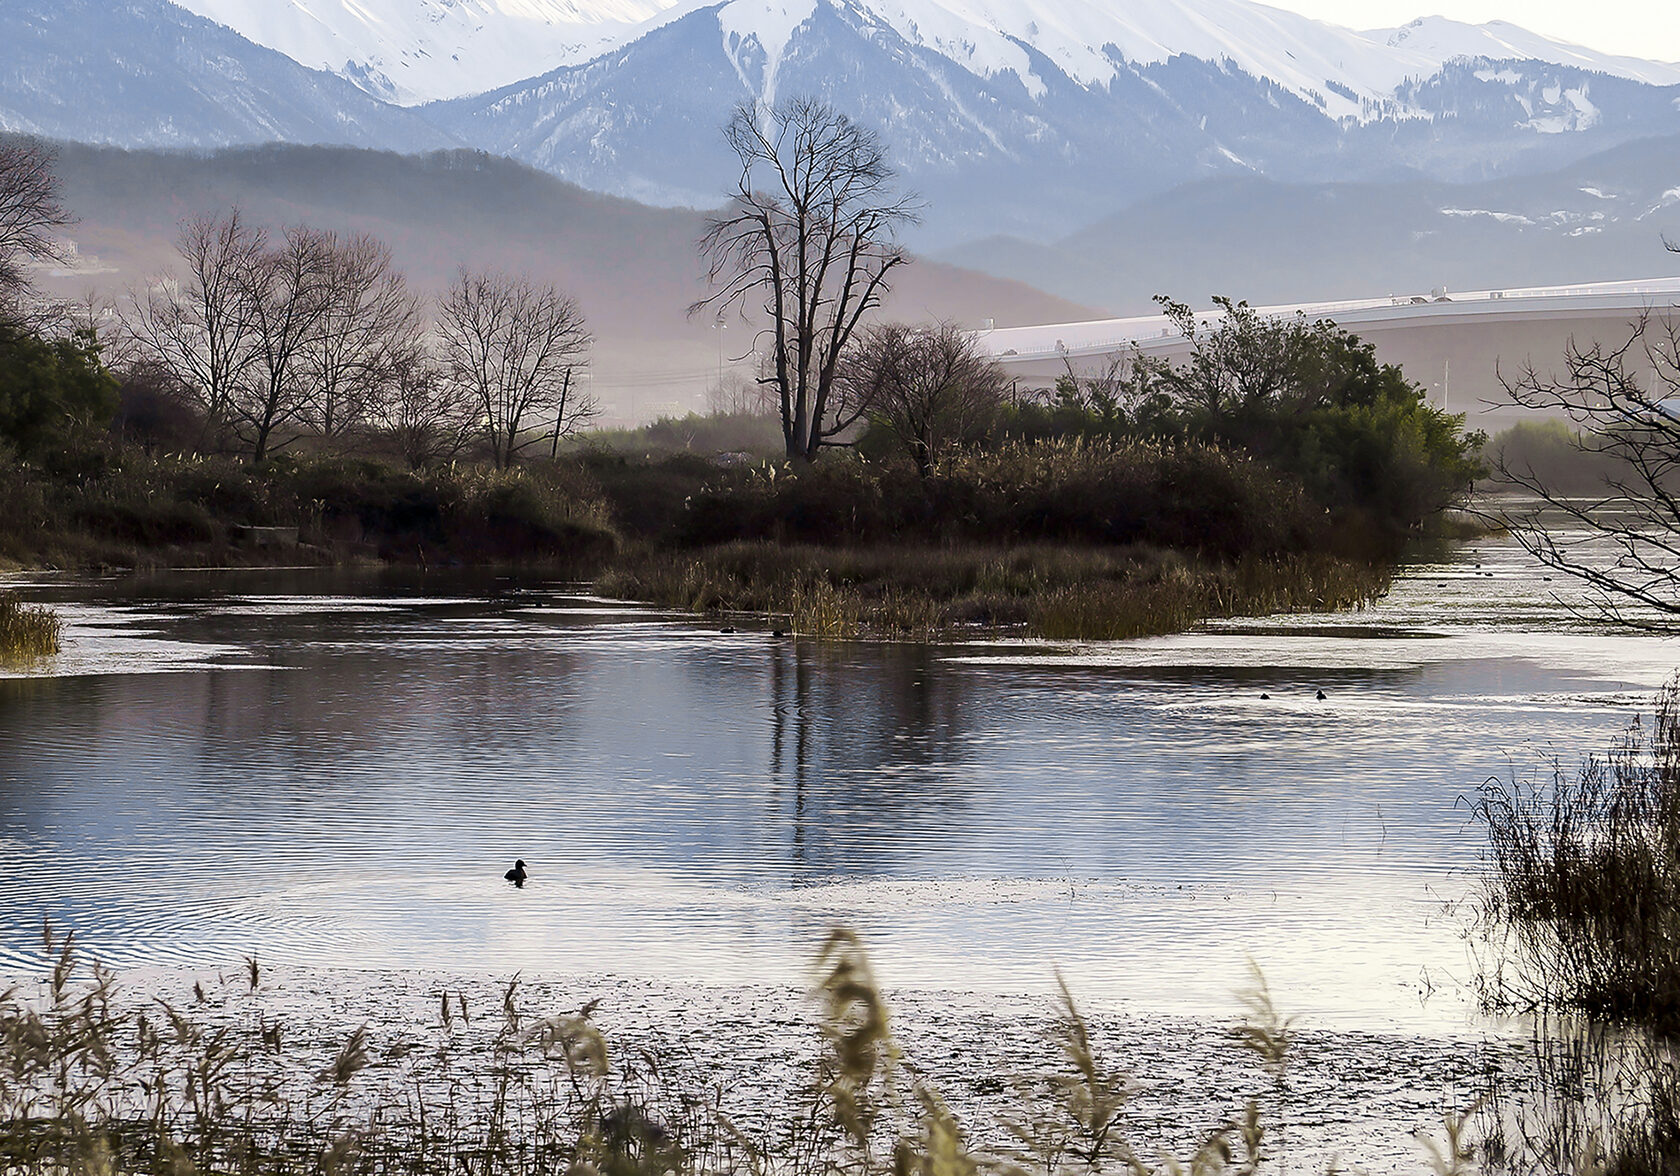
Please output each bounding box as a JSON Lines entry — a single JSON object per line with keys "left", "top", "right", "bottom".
{"left": 168, "top": 0, "right": 671, "bottom": 105}
{"left": 0, "top": 0, "right": 454, "bottom": 151}
{"left": 424, "top": 0, "right": 1680, "bottom": 241}
{"left": 170, "top": 0, "right": 1680, "bottom": 108}
{"left": 6, "top": 0, "right": 1680, "bottom": 247}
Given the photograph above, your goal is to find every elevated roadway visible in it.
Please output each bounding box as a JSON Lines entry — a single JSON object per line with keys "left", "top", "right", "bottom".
{"left": 981, "top": 277, "right": 1680, "bottom": 428}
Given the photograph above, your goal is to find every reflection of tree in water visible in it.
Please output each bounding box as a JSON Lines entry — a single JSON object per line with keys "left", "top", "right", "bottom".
{"left": 767, "top": 639, "right": 972, "bottom": 879}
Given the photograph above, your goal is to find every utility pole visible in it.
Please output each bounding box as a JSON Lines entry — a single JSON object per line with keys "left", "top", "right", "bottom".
{"left": 550, "top": 366, "right": 572, "bottom": 459}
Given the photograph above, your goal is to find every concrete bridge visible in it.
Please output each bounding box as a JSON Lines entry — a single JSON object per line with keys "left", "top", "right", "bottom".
{"left": 979, "top": 276, "right": 1680, "bottom": 429}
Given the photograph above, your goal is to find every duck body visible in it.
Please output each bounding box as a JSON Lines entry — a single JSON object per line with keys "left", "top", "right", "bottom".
{"left": 505, "top": 859, "right": 528, "bottom": 887}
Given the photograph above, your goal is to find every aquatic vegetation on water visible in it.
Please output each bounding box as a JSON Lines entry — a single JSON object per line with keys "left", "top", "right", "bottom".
{"left": 0, "top": 924, "right": 1476, "bottom": 1176}
{"left": 597, "top": 542, "right": 1392, "bottom": 642}
{"left": 0, "top": 592, "right": 60, "bottom": 660}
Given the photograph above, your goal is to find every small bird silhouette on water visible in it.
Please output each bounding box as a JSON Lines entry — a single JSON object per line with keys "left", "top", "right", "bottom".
{"left": 504, "top": 859, "right": 527, "bottom": 888}
{"left": 1316, "top": 689, "right": 1327, "bottom": 701}
{"left": 720, "top": 625, "right": 737, "bottom": 634}
{"left": 1260, "top": 693, "right": 1271, "bottom": 700}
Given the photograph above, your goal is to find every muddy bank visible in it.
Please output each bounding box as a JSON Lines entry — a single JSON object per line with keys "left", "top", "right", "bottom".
{"left": 1, "top": 959, "right": 1507, "bottom": 1175}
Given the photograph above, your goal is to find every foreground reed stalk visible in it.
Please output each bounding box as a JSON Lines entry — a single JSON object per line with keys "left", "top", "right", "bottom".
{"left": 0, "top": 924, "right": 1486, "bottom": 1176}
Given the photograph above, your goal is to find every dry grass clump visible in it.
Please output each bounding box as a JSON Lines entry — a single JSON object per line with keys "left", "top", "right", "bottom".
{"left": 597, "top": 542, "right": 1390, "bottom": 642}
{"left": 0, "top": 591, "right": 60, "bottom": 659}
{"left": 1473, "top": 679, "right": 1680, "bottom": 1029}
{"left": 0, "top": 923, "right": 1491, "bottom": 1176}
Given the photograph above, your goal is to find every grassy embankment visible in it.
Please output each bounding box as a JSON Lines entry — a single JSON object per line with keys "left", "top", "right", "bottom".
{"left": 0, "top": 452, "right": 616, "bottom": 574}
{"left": 1, "top": 925, "right": 1483, "bottom": 1176}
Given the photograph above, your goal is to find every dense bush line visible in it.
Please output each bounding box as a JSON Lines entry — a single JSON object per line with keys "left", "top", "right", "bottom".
{"left": 678, "top": 440, "right": 1321, "bottom": 560}
{"left": 0, "top": 449, "right": 617, "bottom": 571}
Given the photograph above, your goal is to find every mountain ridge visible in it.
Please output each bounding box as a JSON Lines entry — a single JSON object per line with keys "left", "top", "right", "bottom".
{"left": 0, "top": 0, "right": 456, "bottom": 152}
{"left": 7, "top": 0, "right": 1680, "bottom": 248}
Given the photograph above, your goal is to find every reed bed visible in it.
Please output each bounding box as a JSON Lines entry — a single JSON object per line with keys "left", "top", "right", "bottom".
{"left": 1472, "top": 679, "right": 1680, "bottom": 1173}
{"left": 597, "top": 543, "right": 1391, "bottom": 642}
{"left": 1472, "top": 679, "right": 1680, "bottom": 1029}
{"left": 0, "top": 591, "right": 61, "bottom": 659}
{"left": 0, "top": 925, "right": 1484, "bottom": 1176}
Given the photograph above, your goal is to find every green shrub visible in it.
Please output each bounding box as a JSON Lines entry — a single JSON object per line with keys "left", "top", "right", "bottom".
{"left": 0, "top": 322, "right": 119, "bottom": 460}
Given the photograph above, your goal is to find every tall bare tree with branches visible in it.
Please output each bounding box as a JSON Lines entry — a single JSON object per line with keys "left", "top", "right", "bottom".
{"left": 437, "top": 269, "right": 593, "bottom": 467}
{"left": 231, "top": 225, "right": 335, "bottom": 461}
{"left": 124, "top": 211, "right": 266, "bottom": 448}
{"left": 373, "top": 340, "right": 477, "bottom": 469}
{"left": 695, "top": 98, "right": 919, "bottom": 463}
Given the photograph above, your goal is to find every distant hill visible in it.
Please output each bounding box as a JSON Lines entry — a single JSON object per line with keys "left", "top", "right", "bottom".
{"left": 34, "top": 142, "right": 1097, "bottom": 423}
{"left": 936, "top": 133, "right": 1680, "bottom": 314}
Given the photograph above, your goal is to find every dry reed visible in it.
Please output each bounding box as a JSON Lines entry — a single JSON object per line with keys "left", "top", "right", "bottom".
{"left": 0, "top": 591, "right": 61, "bottom": 659}
{"left": 0, "top": 924, "right": 1482, "bottom": 1176}
{"left": 597, "top": 543, "right": 1390, "bottom": 642}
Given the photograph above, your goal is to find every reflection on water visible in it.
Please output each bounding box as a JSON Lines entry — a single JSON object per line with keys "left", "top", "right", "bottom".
{"left": 0, "top": 529, "right": 1671, "bottom": 1031}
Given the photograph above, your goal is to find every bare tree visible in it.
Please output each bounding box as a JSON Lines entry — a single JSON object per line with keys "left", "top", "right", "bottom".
{"left": 842, "top": 322, "right": 1007, "bottom": 475}
{"left": 0, "top": 139, "right": 72, "bottom": 314}
{"left": 232, "top": 225, "right": 335, "bottom": 461}
{"left": 695, "top": 98, "right": 919, "bottom": 463}
{"left": 374, "top": 340, "right": 476, "bottom": 469}
{"left": 303, "top": 232, "right": 421, "bottom": 441}
{"left": 436, "top": 269, "right": 593, "bottom": 467}
{"left": 123, "top": 211, "right": 266, "bottom": 448}
{"left": 1495, "top": 312, "right": 1680, "bottom": 628}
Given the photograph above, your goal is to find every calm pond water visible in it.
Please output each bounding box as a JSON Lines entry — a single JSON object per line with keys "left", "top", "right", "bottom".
{"left": 0, "top": 519, "right": 1673, "bottom": 1033}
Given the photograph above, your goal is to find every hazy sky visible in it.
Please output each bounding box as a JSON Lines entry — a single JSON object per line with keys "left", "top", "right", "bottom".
{"left": 1262, "top": 2, "right": 1678, "bottom": 62}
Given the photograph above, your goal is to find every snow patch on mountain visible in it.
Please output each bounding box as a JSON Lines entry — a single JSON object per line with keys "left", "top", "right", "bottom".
{"left": 717, "top": 0, "right": 818, "bottom": 102}
{"left": 1376, "top": 17, "right": 1680, "bottom": 88}
{"left": 170, "top": 0, "right": 669, "bottom": 103}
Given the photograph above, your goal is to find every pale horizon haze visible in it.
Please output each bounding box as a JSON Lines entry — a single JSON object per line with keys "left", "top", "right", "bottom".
{"left": 1263, "top": 1, "right": 1679, "bottom": 63}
